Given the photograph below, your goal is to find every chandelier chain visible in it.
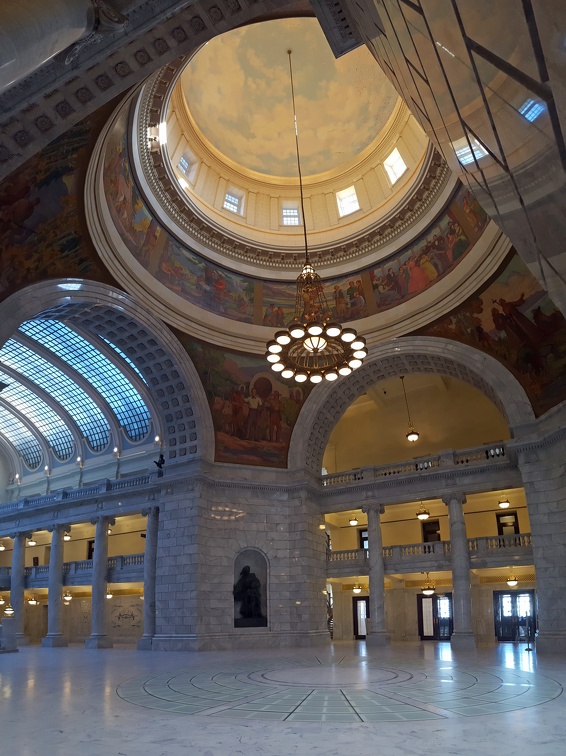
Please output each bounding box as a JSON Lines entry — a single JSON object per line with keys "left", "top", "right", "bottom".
{"left": 287, "top": 50, "right": 310, "bottom": 265}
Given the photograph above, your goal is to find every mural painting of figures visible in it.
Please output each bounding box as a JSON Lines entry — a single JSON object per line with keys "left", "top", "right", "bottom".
{"left": 261, "top": 280, "right": 296, "bottom": 326}
{"left": 182, "top": 341, "right": 310, "bottom": 467}
{"left": 322, "top": 275, "right": 369, "bottom": 323}
{"left": 420, "top": 254, "right": 566, "bottom": 416}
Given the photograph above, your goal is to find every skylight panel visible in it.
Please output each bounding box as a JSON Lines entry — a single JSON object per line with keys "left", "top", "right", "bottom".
{"left": 336, "top": 186, "right": 360, "bottom": 218}
{"left": 0, "top": 404, "right": 43, "bottom": 469}
{"left": 384, "top": 147, "right": 407, "bottom": 184}
{"left": 452, "top": 136, "right": 488, "bottom": 166}
{"left": 518, "top": 98, "right": 545, "bottom": 122}
{"left": 19, "top": 320, "right": 151, "bottom": 443}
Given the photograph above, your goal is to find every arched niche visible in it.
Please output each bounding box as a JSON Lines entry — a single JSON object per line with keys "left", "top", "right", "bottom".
{"left": 233, "top": 548, "right": 268, "bottom": 628}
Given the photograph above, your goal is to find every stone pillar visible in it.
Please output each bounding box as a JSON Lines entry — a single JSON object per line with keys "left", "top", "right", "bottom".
{"left": 85, "top": 516, "right": 114, "bottom": 649}
{"left": 42, "top": 524, "right": 68, "bottom": 647}
{"left": 444, "top": 493, "right": 476, "bottom": 650}
{"left": 517, "top": 436, "right": 566, "bottom": 654}
{"left": 9, "top": 532, "right": 29, "bottom": 645}
{"left": 363, "top": 505, "right": 388, "bottom": 646}
{"left": 138, "top": 506, "right": 159, "bottom": 650}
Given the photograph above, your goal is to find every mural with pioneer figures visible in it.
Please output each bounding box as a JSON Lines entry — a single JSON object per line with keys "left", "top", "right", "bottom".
{"left": 179, "top": 336, "right": 311, "bottom": 467}
{"left": 418, "top": 254, "right": 566, "bottom": 416}
{"left": 101, "top": 105, "right": 488, "bottom": 327}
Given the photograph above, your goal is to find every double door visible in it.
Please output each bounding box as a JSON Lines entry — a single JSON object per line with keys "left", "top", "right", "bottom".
{"left": 493, "top": 590, "right": 535, "bottom": 641}
{"left": 417, "top": 593, "right": 453, "bottom": 640}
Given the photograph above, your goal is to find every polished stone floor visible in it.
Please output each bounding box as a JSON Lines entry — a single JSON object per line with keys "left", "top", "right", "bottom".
{"left": 2, "top": 641, "right": 566, "bottom": 755}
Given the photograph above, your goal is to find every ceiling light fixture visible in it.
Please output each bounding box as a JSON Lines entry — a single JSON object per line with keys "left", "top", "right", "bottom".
{"left": 349, "top": 516, "right": 359, "bottom": 526}
{"left": 0, "top": 595, "right": 5, "bottom": 605}
{"left": 421, "top": 572, "right": 436, "bottom": 596}
{"left": 27, "top": 595, "right": 39, "bottom": 606}
{"left": 498, "top": 496, "right": 510, "bottom": 509}
{"left": 416, "top": 503, "right": 430, "bottom": 521}
{"left": 63, "top": 591, "right": 73, "bottom": 602}
{"left": 264, "top": 51, "right": 367, "bottom": 384}
{"left": 4, "top": 604, "right": 14, "bottom": 616}
{"left": 400, "top": 375, "right": 419, "bottom": 442}
{"left": 27, "top": 535, "right": 37, "bottom": 547}
{"left": 506, "top": 575, "right": 518, "bottom": 587}
{"left": 0, "top": 541, "right": 5, "bottom": 551}
{"left": 106, "top": 589, "right": 113, "bottom": 600}
{"left": 63, "top": 532, "right": 71, "bottom": 542}
{"left": 352, "top": 584, "right": 362, "bottom": 594}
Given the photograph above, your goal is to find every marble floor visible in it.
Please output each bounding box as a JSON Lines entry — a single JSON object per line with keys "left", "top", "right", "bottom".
{"left": 2, "top": 641, "right": 566, "bottom": 755}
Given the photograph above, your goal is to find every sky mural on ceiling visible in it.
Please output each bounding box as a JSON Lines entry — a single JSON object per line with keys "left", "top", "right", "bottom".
{"left": 180, "top": 18, "right": 399, "bottom": 177}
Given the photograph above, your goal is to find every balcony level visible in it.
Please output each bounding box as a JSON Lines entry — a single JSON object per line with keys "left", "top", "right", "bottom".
{"left": 326, "top": 533, "right": 533, "bottom": 578}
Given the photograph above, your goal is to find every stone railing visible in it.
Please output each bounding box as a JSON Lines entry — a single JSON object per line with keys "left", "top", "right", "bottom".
{"left": 5, "top": 553, "right": 146, "bottom": 588}
{"left": 322, "top": 442, "right": 509, "bottom": 489}
{"left": 0, "top": 472, "right": 159, "bottom": 515}
{"left": 327, "top": 532, "right": 532, "bottom": 574}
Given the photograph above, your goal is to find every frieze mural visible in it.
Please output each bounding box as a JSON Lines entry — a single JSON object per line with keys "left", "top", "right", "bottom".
{"left": 419, "top": 254, "right": 566, "bottom": 416}
{"left": 101, "top": 109, "right": 489, "bottom": 327}
{"left": 179, "top": 336, "right": 311, "bottom": 468}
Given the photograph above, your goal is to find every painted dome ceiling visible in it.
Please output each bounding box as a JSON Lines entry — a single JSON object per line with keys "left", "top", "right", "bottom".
{"left": 179, "top": 18, "right": 399, "bottom": 178}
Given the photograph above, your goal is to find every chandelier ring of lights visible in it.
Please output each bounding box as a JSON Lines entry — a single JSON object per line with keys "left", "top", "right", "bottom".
{"left": 264, "top": 51, "right": 367, "bottom": 384}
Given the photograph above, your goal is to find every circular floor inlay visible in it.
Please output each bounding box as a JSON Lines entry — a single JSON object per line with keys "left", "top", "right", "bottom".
{"left": 116, "top": 655, "right": 562, "bottom": 723}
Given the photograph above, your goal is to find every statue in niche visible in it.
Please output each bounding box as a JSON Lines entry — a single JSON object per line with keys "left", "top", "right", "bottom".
{"left": 233, "top": 565, "right": 267, "bottom": 627}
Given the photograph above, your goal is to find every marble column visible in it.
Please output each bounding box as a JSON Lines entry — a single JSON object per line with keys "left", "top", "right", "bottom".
{"left": 363, "top": 505, "right": 389, "bottom": 646}
{"left": 138, "top": 506, "right": 159, "bottom": 650}
{"left": 444, "top": 493, "right": 476, "bottom": 650}
{"left": 9, "top": 532, "right": 29, "bottom": 645}
{"left": 42, "top": 524, "right": 68, "bottom": 647}
{"left": 85, "top": 516, "right": 114, "bottom": 649}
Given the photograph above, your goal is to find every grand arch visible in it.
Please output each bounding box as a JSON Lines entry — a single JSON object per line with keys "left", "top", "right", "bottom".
{"left": 0, "top": 279, "right": 215, "bottom": 463}
{"left": 288, "top": 336, "right": 536, "bottom": 474}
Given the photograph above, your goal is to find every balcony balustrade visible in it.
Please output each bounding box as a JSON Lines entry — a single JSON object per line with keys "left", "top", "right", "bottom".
{"left": 326, "top": 533, "right": 533, "bottom": 577}
{"left": 322, "top": 443, "right": 509, "bottom": 489}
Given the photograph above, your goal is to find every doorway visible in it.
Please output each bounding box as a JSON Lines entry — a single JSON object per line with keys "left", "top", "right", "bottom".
{"left": 493, "top": 590, "right": 535, "bottom": 641}
{"left": 352, "top": 597, "right": 369, "bottom": 639}
{"left": 417, "top": 593, "right": 453, "bottom": 640}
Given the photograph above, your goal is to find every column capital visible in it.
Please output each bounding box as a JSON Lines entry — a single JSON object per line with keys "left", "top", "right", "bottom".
{"left": 142, "top": 506, "right": 160, "bottom": 517}
{"left": 442, "top": 492, "right": 467, "bottom": 507}
{"left": 361, "top": 501, "right": 384, "bottom": 515}
{"left": 9, "top": 531, "right": 32, "bottom": 540}
{"left": 47, "top": 523, "right": 70, "bottom": 534}
{"left": 89, "top": 515, "right": 116, "bottom": 526}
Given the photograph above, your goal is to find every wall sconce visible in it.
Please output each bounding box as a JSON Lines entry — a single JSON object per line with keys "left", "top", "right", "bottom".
{"left": 352, "top": 584, "right": 362, "bottom": 594}
{"left": 421, "top": 572, "right": 436, "bottom": 596}
{"left": 14, "top": 472, "right": 21, "bottom": 486}
{"left": 76, "top": 456, "right": 83, "bottom": 466}
{"left": 44, "top": 465, "right": 50, "bottom": 476}
{"left": 507, "top": 575, "right": 518, "bottom": 587}
{"left": 416, "top": 503, "right": 430, "bottom": 520}
{"left": 400, "top": 375, "right": 419, "bottom": 443}
{"left": 349, "top": 516, "right": 359, "bottom": 526}
{"left": 498, "top": 496, "right": 510, "bottom": 509}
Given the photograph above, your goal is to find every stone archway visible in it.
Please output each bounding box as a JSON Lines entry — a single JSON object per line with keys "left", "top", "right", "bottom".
{"left": 288, "top": 336, "right": 535, "bottom": 474}
{"left": 0, "top": 278, "right": 215, "bottom": 463}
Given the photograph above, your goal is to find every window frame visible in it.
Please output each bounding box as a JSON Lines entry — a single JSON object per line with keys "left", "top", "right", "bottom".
{"left": 336, "top": 185, "right": 360, "bottom": 218}
{"left": 383, "top": 147, "right": 407, "bottom": 185}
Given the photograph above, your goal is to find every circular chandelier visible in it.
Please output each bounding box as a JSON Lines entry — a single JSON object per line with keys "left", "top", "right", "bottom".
{"left": 265, "top": 52, "right": 367, "bottom": 384}
{"left": 421, "top": 572, "right": 436, "bottom": 596}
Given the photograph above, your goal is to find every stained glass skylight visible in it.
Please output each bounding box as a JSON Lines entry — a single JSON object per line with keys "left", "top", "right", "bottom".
{"left": 0, "top": 403, "right": 43, "bottom": 469}
{"left": 19, "top": 320, "right": 150, "bottom": 442}
{"left": 0, "top": 368, "right": 74, "bottom": 460}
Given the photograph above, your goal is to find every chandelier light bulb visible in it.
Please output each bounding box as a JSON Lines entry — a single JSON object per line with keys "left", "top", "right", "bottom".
{"left": 267, "top": 340, "right": 282, "bottom": 354}
{"left": 271, "top": 362, "right": 285, "bottom": 372}
{"left": 338, "top": 364, "right": 352, "bottom": 376}
{"left": 295, "top": 371, "right": 308, "bottom": 383}
{"left": 325, "top": 323, "right": 342, "bottom": 338}
{"left": 306, "top": 322, "right": 324, "bottom": 336}
{"left": 353, "top": 349, "right": 368, "bottom": 359}
{"left": 324, "top": 369, "right": 339, "bottom": 381}
{"left": 275, "top": 330, "right": 292, "bottom": 345}
{"left": 340, "top": 328, "right": 357, "bottom": 343}
{"left": 348, "top": 358, "right": 362, "bottom": 369}
{"left": 289, "top": 322, "right": 306, "bottom": 339}
{"left": 267, "top": 352, "right": 282, "bottom": 363}
{"left": 351, "top": 337, "right": 366, "bottom": 351}
{"left": 281, "top": 368, "right": 295, "bottom": 380}
{"left": 309, "top": 372, "right": 323, "bottom": 384}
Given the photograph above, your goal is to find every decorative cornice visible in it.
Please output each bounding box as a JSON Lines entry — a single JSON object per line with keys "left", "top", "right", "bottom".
{"left": 134, "top": 67, "right": 453, "bottom": 273}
